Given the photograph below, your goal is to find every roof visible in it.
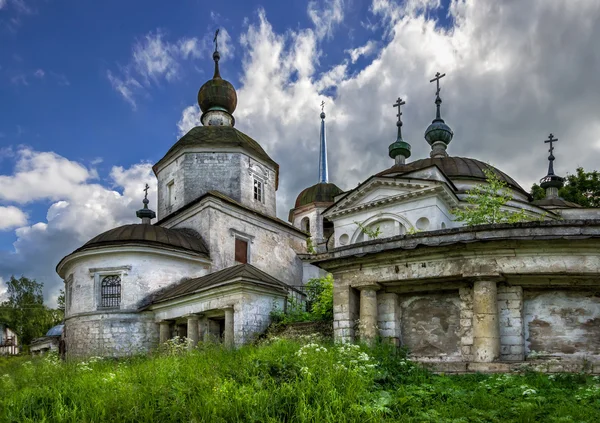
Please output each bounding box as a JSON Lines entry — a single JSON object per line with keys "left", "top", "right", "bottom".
{"left": 150, "top": 263, "right": 291, "bottom": 304}
{"left": 153, "top": 126, "right": 279, "bottom": 184}
{"left": 294, "top": 182, "right": 344, "bottom": 208}
{"left": 57, "top": 224, "right": 209, "bottom": 272}
{"left": 531, "top": 197, "right": 582, "bottom": 208}
{"left": 45, "top": 324, "right": 64, "bottom": 337}
{"left": 376, "top": 156, "right": 528, "bottom": 197}
{"left": 155, "top": 190, "right": 307, "bottom": 236}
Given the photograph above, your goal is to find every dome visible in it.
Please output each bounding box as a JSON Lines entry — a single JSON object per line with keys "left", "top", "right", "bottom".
{"left": 68, "top": 224, "right": 209, "bottom": 257}
{"left": 45, "top": 324, "right": 64, "bottom": 337}
{"left": 376, "top": 156, "right": 528, "bottom": 197}
{"left": 198, "top": 77, "right": 237, "bottom": 115}
{"left": 295, "top": 182, "right": 344, "bottom": 208}
{"left": 425, "top": 119, "right": 454, "bottom": 146}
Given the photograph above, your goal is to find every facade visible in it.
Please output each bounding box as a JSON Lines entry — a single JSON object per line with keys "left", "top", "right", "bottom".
{"left": 56, "top": 37, "right": 600, "bottom": 373}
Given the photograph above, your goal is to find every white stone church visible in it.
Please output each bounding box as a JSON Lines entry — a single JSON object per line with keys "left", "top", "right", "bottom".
{"left": 58, "top": 43, "right": 600, "bottom": 372}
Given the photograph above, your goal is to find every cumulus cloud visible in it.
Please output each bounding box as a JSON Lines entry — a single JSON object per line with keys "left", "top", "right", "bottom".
{"left": 0, "top": 206, "right": 27, "bottom": 230}
{"left": 0, "top": 148, "right": 156, "bottom": 306}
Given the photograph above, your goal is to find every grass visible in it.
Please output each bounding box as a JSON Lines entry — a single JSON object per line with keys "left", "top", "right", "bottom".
{"left": 1, "top": 338, "right": 599, "bottom": 422}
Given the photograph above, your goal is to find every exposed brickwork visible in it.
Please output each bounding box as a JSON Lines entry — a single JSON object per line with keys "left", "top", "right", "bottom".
{"left": 497, "top": 285, "right": 524, "bottom": 361}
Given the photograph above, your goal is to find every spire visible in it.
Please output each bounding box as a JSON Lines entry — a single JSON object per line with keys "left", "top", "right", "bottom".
{"left": 425, "top": 71, "right": 454, "bottom": 158}
{"left": 539, "top": 133, "right": 564, "bottom": 198}
{"left": 212, "top": 29, "right": 221, "bottom": 79}
{"left": 318, "top": 101, "right": 329, "bottom": 183}
{"left": 388, "top": 97, "right": 411, "bottom": 165}
{"left": 136, "top": 183, "right": 156, "bottom": 224}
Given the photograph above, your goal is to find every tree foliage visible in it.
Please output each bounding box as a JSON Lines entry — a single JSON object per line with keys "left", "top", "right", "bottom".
{"left": 0, "top": 276, "right": 63, "bottom": 347}
{"left": 453, "top": 168, "right": 530, "bottom": 226}
{"left": 531, "top": 168, "right": 600, "bottom": 207}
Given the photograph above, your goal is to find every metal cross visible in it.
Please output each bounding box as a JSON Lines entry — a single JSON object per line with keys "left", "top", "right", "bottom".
{"left": 213, "top": 29, "right": 220, "bottom": 52}
{"left": 143, "top": 183, "right": 150, "bottom": 200}
{"left": 545, "top": 133, "right": 558, "bottom": 155}
{"left": 393, "top": 97, "right": 405, "bottom": 124}
{"left": 320, "top": 101, "right": 325, "bottom": 113}
{"left": 430, "top": 72, "right": 446, "bottom": 97}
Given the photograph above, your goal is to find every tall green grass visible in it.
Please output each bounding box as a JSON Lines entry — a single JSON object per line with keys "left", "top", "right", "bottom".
{"left": 1, "top": 338, "right": 599, "bottom": 422}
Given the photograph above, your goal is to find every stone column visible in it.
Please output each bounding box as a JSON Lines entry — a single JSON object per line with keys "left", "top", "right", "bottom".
{"left": 187, "top": 315, "right": 199, "bottom": 350}
{"left": 159, "top": 321, "right": 171, "bottom": 344}
{"left": 333, "top": 284, "right": 359, "bottom": 343}
{"left": 472, "top": 280, "right": 500, "bottom": 362}
{"left": 358, "top": 285, "right": 380, "bottom": 345}
{"left": 224, "top": 307, "right": 234, "bottom": 348}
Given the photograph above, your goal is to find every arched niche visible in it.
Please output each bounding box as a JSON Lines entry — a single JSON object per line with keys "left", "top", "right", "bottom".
{"left": 351, "top": 213, "right": 413, "bottom": 244}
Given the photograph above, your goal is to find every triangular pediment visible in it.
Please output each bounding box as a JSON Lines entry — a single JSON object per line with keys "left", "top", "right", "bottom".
{"left": 323, "top": 174, "right": 459, "bottom": 219}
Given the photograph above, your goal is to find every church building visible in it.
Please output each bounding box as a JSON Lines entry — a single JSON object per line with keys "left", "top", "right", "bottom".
{"left": 57, "top": 40, "right": 600, "bottom": 373}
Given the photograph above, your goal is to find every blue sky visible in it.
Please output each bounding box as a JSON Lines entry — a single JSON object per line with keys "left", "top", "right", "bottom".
{"left": 1, "top": 0, "right": 599, "bottom": 304}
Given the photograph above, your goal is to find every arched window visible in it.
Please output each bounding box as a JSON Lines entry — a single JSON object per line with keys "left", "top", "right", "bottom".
{"left": 300, "top": 217, "right": 310, "bottom": 234}
{"left": 100, "top": 275, "right": 121, "bottom": 308}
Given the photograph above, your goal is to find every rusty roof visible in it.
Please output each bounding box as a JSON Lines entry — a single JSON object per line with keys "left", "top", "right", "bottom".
{"left": 149, "top": 263, "right": 289, "bottom": 304}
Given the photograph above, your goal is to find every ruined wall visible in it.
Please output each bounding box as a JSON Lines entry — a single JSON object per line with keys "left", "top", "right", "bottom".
{"left": 524, "top": 290, "right": 600, "bottom": 359}
{"left": 498, "top": 286, "right": 524, "bottom": 361}
{"left": 66, "top": 312, "right": 158, "bottom": 357}
{"left": 399, "top": 292, "right": 462, "bottom": 360}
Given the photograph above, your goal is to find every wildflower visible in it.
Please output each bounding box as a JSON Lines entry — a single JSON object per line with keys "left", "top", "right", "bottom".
{"left": 522, "top": 388, "right": 537, "bottom": 396}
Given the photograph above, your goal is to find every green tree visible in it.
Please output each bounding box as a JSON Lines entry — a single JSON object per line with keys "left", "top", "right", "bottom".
{"left": 530, "top": 167, "right": 600, "bottom": 207}
{"left": 57, "top": 289, "right": 65, "bottom": 313}
{"left": 0, "top": 276, "right": 62, "bottom": 346}
{"left": 453, "top": 168, "right": 530, "bottom": 226}
{"left": 305, "top": 274, "right": 333, "bottom": 321}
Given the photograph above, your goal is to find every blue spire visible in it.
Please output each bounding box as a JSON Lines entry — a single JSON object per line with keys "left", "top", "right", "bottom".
{"left": 318, "top": 102, "right": 329, "bottom": 183}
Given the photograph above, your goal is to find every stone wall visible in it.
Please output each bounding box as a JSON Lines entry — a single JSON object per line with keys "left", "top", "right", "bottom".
{"left": 65, "top": 312, "right": 158, "bottom": 357}
{"left": 524, "top": 290, "right": 600, "bottom": 359}
{"left": 498, "top": 285, "right": 524, "bottom": 361}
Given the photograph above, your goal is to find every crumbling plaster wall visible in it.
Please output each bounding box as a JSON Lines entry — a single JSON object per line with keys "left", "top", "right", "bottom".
{"left": 524, "top": 290, "right": 600, "bottom": 359}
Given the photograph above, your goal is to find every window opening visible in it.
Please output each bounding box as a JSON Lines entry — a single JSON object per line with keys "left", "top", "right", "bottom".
{"left": 235, "top": 238, "right": 248, "bottom": 264}
{"left": 100, "top": 275, "right": 121, "bottom": 308}
{"left": 253, "top": 178, "right": 263, "bottom": 202}
{"left": 167, "top": 181, "right": 175, "bottom": 207}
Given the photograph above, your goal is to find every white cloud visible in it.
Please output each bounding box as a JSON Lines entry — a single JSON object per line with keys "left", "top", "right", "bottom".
{"left": 177, "top": 105, "right": 202, "bottom": 136}
{"left": 345, "top": 40, "right": 377, "bottom": 63}
{"left": 0, "top": 148, "right": 156, "bottom": 306}
{"left": 308, "top": 0, "right": 345, "bottom": 40}
{"left": 108, "top": 28, "right": 234, "bottom": 109}
{"left": 0, "top": 206, "right": 27, "bottom": 230}
{"left": 34, "top": 69, "right": 44, "bottom": 78}
{"left": 0, "top": 277, "right": 6, "bottom": 303}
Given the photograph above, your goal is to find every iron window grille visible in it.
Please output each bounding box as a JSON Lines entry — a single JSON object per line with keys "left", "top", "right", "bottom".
{"left": 100, "top": 275, "right": 121, "bottom": 308}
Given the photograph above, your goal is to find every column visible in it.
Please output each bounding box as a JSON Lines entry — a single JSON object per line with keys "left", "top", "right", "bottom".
{"left": 358, "top": 286, "right": 380, "bottom": 345}
{"left": 472, "top": 280, "right": 500, "bottom": 362}
{"left": 377, "top": 293, "right": 400, "bottom": 346}
{"left": 224, "top": 307, "right": 234, "bottom": 349}
{"left": 333, "top": 284, "right": 359, "bottom": 343}
{"left": 187, "top": 315, "right": 199, "bottom": 350}
{"left": 159, "top": 321, "right": 171, "bottom": 344}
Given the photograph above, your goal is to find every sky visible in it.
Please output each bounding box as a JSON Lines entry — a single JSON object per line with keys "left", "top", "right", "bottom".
{"left": 1, "top": 0, "right": 599, "bottom": 306}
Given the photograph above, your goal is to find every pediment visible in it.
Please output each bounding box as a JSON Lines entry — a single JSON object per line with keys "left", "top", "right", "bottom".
{"left": 323, "top": 175, "right": 459, "bottom": 219}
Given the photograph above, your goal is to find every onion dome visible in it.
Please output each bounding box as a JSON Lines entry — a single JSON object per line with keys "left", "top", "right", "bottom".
{"left": 389, "top": 97, "right": 411, "bottom": 165}
{"left": 295, "top": 182, "right": 344, "bottom": 208}
{"left": 197, "top": 31, "right": 237, "bottom": 127}
{"left": 425, "top": 72, "right": 453, "bottom": 158}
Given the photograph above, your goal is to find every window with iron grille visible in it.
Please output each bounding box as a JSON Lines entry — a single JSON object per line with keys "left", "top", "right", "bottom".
{"left": 253, "top": 178, "right": 263, "bottom": 202}
{"left": 100, "top": 275, "right": 121, "bottom": 308}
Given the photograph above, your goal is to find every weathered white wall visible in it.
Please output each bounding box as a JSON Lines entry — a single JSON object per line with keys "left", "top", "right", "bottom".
{"left": 166, "top": 199, "right": 306, "bottom": 286}
{"left": 155, "top": 150, "right": 277, "bottom": 220}
{"left": 524, "top": 290, "right": 600, "bottom": 359}
{"left": 61, "top": 248, "right": 210, "bottom": 316}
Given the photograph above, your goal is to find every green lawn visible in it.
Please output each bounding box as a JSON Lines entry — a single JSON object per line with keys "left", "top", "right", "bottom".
{"left": 1, "top": 338, "right": 599, "bottom": 422}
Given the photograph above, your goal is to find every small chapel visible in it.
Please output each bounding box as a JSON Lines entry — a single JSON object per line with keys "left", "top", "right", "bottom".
{"left": 57, "top": 37, "right": 600, "bottom": 372}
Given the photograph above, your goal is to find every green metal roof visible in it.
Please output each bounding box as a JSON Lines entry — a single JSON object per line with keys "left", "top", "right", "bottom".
{"left": 294, "top": 182, "right": 344, "bottom": 208}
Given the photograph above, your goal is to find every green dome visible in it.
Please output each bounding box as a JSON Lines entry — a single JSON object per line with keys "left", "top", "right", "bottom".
{"left": 425, "top": 119, "right": 454, "bottom": 146}
{"left": 295, "top": 182, "right": 343, "bottom": 208}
